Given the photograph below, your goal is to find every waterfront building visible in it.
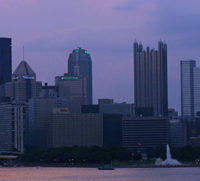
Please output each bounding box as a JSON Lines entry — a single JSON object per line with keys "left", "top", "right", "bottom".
{"left": 81, "top": 101, "right": 134, "bottom": 148}
{"left": 122, "top": 116, "right": 168, "bottom": 151}
{"left": 103, "top": 114, "right": 122, "bottom": 148}
{"left": 134, "top": 40, "right": 168, "bottom": 116}
{"left": 0, "top": 102, "right": 24, "bottom": 152}
{"left": 169, "top": 119, "right": 187, "bottom": 148}
{"left": 47, "top": 112, "right": 103, "bottom": 148}
{"left": 180, "top": 60, "right": 200, "bottom": 116}
{"left": 68, "top": 47, "right": 92, "bottom": 104}
{"left": 28, "top": 88, "right": 68, "bottom": 148}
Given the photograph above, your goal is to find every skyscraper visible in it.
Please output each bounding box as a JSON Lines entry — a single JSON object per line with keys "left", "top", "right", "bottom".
{"left": 68, "top": 47, "right": 92, "bottom": 104}
{"left": 55, "top": 74, "right": 87, "bottom": 113}
{"left": 134, "top": 40, "right": 168, "bottom": 116}
{"left": 180, "top": 60, "right": 200, "bottom": 116}
{"left": 0, "top": 38, "right": 12, "bottom": 85}
{"left": 0, "top": 102, "right": 25, "bottom": 152}
{"left": 5, "top": 60, "right": 42, "bottom": 103}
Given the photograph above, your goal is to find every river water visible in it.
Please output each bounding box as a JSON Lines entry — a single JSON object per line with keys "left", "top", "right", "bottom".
{"left": 0, "top": 167, "right": 199, "bottom": 181}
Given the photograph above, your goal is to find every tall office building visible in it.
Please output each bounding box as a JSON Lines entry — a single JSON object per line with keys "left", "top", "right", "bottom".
{"left": 68, "top": 47, "right": 92, "bottom": 104}
{"left": 0, "top": 102, "right": 25, "bottom": 152}
{"left": 5, "top": 60, "right": 42, "bottom": 103}
{"left": 55, "top": 74, "right": 87, "bottom": 113}
{"left": 134, "top": 40, "right": 168, "bottom": 116}
{"left": 0, "top": 38, "right": 12, "bottom": 85}
{"left": 180, "top": 60, "right": 200, "bottom": 116}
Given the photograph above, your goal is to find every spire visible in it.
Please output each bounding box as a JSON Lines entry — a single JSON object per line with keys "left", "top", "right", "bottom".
{"left": 23, "top": 46, "right": 24, "bottom": 61}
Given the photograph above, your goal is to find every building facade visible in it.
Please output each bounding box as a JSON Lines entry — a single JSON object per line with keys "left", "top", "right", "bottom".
{"left": 47, "top": 112, "right": 103, "bottom": 148}
{"left": 28, "top": 89, "right": 68, "bottom": 148}
{"left": 98, "top": 99, "right": 114, "bottom": 105}
{"left": 82, "top": 101, "right": 135, "bottom": 117}
{"left": 180, "top": 60, "right": 200, "bottom": 116}
{"left": 55, "top": 74, "right": 87, "bottom": 113}
{"left": 134, "top": 40, "right": 168, "bottom": 116}
{"left": 169, "top": 119, "right": 187, "bottom": 148}
{"left": 5, "top": 60, "right": 42, "bottom": 103}
{"left": 68, "top": 47, "right": 92, "bottom": 104}
{"left": 0, "top": 38, "right": 12, "bottom": 85}
{"left": 0, "top": 102, "right": 24, "bottom": 152}
{"left": 122, "top": 116, "right": 168, "bottom": 151}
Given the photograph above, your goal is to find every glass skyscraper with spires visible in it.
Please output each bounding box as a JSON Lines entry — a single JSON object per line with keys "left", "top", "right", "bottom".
{"left": 134, "top": 40, "right": 168, "bottom": 116}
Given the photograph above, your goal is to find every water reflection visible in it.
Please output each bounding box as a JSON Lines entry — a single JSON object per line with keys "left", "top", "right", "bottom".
{"left": 0, "top": 167, "right": 199, "bottom": 181}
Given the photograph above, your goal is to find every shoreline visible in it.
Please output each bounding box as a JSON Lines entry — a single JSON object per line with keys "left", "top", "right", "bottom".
{"left": 3, "top": 162, "right": 199, "bottom": 168}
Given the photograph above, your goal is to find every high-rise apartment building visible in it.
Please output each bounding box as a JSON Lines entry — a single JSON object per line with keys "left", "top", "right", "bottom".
{"left": 180, "top": 60, "right": 200, "bottom": 116}
{"left": 68, "top": 47, "right": 92, "bottom": 104}
{"left": 134, "top": 40, "right": 168, "bottom": 116}
{"left": 0, "top": 38, "right": 12, "bottom": 85}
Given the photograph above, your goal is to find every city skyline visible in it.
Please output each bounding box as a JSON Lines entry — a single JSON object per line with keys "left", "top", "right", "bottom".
{"left": 1, "top": 0, "right": 200, "bottom": 114}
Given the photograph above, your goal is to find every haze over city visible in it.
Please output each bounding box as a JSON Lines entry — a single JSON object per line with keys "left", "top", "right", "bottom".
{"left": 1, "top": 0, "right": 200, "bottom": 114}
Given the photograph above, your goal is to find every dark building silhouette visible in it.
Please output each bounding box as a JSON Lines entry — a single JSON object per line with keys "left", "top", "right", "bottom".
{"left": 0, "top": 38, "right": 12, "bottom": 85}
{"left": 180, "top": 116, "right": 200, "bottom": 143}
{"left": 122, "top": 116, "right": 168, "bottom": 151}
{"left": 68, "top": 47, "right": 92, "bottom": 104}
{"left": 98, "top": 99, "right": 114, "bottom": 105}
{"left": 134, "top": 40, "right": 168, "bottom": 116}
{"left": 103, "top": 114, "right": 122, "bottom": 147}
{"left": 81, "top": 104, "right": 124, "bottom": 148}
{"left": 81, "top": 105, "right": 99, "bottom": 113}
{"left": 169, "top": 119, "right": 187, "bottom": 148}
{"left": 82, "top": 101, "right": 134, "bottom": 117}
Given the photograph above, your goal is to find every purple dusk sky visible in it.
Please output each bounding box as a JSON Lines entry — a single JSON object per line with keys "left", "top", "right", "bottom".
{"left": 1, "top": 0, "right": 200, "bottom": 114}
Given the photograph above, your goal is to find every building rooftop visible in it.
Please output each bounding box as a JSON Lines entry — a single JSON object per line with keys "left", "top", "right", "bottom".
{"left": 12, "top": 60, "right": 36, "bottom": 79}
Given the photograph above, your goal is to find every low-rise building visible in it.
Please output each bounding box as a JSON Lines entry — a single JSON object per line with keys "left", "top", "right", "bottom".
{"left": 47, "top": 112, "right": 103, "bottom": 148}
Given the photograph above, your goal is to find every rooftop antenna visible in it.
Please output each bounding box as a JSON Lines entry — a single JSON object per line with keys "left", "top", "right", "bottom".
{"left": 23, "top": 46, "right": 24, "bottom": 61}
{"left": 77, "top": 46, "right": 81, "bottom": 49}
